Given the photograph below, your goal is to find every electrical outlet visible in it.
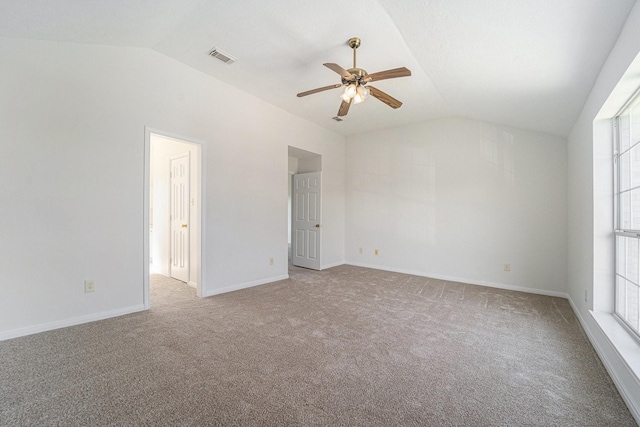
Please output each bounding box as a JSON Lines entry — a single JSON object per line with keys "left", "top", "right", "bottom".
{"left": 359, "top": 247, "right": 363, "bottom": 254}
{"left": 375, "top": 249, "right": 379, "bottom": 255}
{"left": 269, "top": 257, "right": 274, "bottom": 265}
{"left": 84, "top": 280, "right": 95, "bottom": 293}
{"left": 504, "top": 263, "right": 510, "bottom": 272}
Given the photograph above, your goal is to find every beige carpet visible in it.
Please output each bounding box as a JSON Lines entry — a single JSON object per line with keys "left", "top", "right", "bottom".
{"left": 0, "top": 265, "right": 636, "bottom": 426}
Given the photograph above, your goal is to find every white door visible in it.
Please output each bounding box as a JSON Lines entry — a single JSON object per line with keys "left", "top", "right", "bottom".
{"left": 170, "top": 153, "right": 189, "bottom": 282}
{"left": 292, "top": 172, "right": 321, "bottom": 270}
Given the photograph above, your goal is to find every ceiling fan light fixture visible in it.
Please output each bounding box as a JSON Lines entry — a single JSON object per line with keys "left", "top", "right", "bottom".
{"left": 357, "top": 85, "right": 369, "bottom": 100}
{"left": 344, "top": 83, "right": 357, "bottom": 98}
{"left": 353, "top": 93, "right": 364, "bottom": 104}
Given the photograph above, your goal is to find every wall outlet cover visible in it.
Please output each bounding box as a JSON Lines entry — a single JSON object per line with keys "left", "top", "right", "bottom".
{"left": 84, "top": 280, "right": 95, "bottom": 293}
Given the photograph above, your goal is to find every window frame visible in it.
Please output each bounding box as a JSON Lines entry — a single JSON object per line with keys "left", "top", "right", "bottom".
{"left": 614, "top": 87, "right": 640, "bottom": 340}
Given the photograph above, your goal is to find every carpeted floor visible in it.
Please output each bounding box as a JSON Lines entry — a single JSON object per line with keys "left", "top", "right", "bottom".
{"left": 0, "top": 265, "right": 636, "bottom": 426}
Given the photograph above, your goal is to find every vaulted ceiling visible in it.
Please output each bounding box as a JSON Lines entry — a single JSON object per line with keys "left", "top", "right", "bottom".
{"left": 0, "top": 0, "right": 636, "bottom": 137}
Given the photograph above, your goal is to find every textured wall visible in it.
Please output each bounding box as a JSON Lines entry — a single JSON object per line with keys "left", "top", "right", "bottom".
{"left": 346, "top": 117, "right": 567, "bottom": 295}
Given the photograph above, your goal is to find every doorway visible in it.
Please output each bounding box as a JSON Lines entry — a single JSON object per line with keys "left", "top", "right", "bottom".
{"left": 144, "top": 130, "right": 204, "bottom": 308}
{"left": 287, "top": 146, "right": 322, "bottom": 271}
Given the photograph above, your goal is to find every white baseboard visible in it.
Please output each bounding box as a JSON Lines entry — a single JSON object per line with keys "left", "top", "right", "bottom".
{"left": 0, "top": 304, "right": 147, "bottom": 342}
{"left": 204, "top": 274, "right": 289, "bottom": 297}
{"left": 567, "top": 298, "right": 640, "bottom": 424}
{"left": 187, "top": 281, "right": 197, "bottom": 289}
{"left": 345, "top": 262, "right": 569, "bottom": 298}
{"left": 321, "top": 261, "right": 345, "bottom": 270}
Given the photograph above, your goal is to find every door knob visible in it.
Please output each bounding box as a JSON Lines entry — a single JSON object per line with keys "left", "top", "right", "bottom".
{"left": 315, "top": 224, "right": 320, "bottom": 228}
{"left": 181, "top": 224, "right": 188, "bottom": 228}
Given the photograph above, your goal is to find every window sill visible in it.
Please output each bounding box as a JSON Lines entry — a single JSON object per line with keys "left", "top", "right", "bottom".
{"left": 590, "top": 311, "right": 640, "bottom": 381}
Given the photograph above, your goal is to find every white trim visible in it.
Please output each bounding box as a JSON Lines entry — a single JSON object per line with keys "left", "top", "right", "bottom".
{"left": 197, "top": 139, "right": 207, "bottom": 298}
{"left": 345, "top": 262, "right": 569, "bottom": 298}
{"left": 321, "top": 261, "right": 345, "bottom": 270}
{"left": 346, "top": 262, "right": 569, "bottom": 298}
{"left": 0, "top": 304, "right": 146, "bottom": 342}
{"left": 204, "top": 275, "right": 289, "bottom": 297}
{"left": 143, "top": 129, "right": 151, "bottom": 309}
{"left": 188, "top": 281, "right": 198, "bottom": 289}
{"left": 567, "top": 298, "right": 640, "bottom": 424}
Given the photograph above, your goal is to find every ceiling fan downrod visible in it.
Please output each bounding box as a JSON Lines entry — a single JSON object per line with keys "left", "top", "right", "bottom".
{"left": 348, "top": 37, "right": 361, "bottom": 69}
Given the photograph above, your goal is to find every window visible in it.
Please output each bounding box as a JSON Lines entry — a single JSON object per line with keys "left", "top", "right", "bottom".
{"left": 615, "top": 89, "right": 640, "bottom": 338}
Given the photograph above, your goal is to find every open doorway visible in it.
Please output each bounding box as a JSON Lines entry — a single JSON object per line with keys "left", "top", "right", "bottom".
{"left": 144, "top": 130, "right": 204, "bottom": 308}
{"left": 288, "top": 146, "right": 322, "bottom": 271}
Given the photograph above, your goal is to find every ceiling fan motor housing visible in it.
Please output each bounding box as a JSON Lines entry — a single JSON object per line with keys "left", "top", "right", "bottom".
{"left": 343, "top": 68, "right": 368, "bottom": 85}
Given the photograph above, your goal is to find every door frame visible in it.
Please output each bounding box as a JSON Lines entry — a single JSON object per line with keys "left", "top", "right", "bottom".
{"left": 144, "top": 127, "right": 206, "bottom": 308}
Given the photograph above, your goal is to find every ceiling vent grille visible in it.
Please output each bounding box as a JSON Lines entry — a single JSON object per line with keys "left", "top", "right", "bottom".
{"left": 208, "top": 48, "right": 237, "bottom": 65}
{"left": 332, "top": 116, "right": 343, "bottom": 122}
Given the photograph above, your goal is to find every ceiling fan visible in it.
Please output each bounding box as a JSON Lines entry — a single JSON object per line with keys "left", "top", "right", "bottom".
{"left": 297, "top": 37, "right": 411, "bottom": 117}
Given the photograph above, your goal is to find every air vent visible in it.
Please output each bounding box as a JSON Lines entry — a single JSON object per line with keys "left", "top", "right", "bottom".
{"left": 207, "top": 48, "right": 237, "bottom": 65}
{"left": 332, "top": 116, "right": 343, "bottom": 122}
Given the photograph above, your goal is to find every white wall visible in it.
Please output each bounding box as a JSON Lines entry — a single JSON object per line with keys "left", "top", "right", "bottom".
{"left": 0, "top": 37, "right": 345, "bottom": 339}
{"left": 568, "top": 2, "right": 640, "bottom": 313}
{"left": 346, "top": 117, "right": 567, "bottom": 295}
{"left": 297, "top": 155, "right": 322, "bottom": 174}
{"left": 566, "top": 1, "right": 640, "bottom": 421}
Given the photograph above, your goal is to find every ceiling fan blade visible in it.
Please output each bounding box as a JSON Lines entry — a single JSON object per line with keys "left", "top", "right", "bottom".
{"left": 368, "top": 86, "right": 403, "bottom": 109}
{"left": 297, "top": 83, "right": 343, "bottom": 97}
{"left": 337, "top": 99, "right": 352, "bottom": 116}
{"left": 324, "top": 63, "right": 354, "bottom": 81}
{"left": 364, "top": 67, "right": 411, "bottom": 83}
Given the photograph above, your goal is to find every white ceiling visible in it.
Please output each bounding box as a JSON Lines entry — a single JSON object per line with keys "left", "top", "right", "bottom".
{"left": 0, "top": 0, "right": 636, "bottom": 137}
